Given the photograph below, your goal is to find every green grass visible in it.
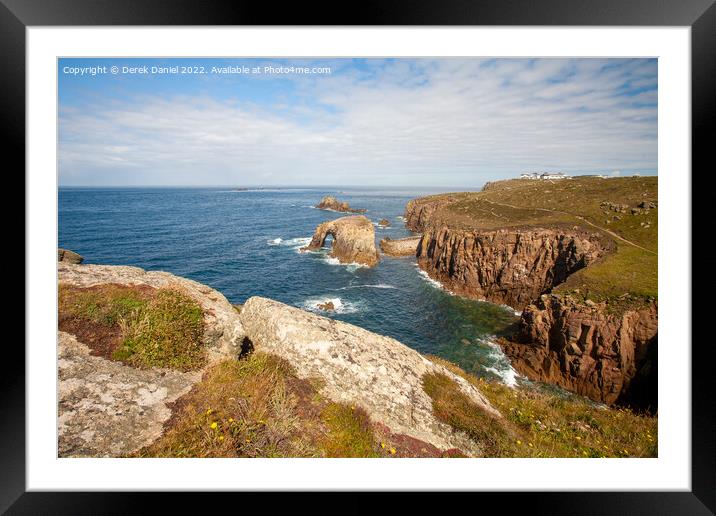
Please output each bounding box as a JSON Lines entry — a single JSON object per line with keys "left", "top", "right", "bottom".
{"left": 59, "top": 283, "right": 206, "bottom": 371}
{"left": 134, "top": 351, "right": 380, "bottom": 458}
{"left": 425, "top": 355, "right": 658, "bottom": 458}
{"left": 411, "top": 176, "right": 657, "bottom": 303}
{"left": 113, "top": 289, "right": 205, "bottom": 370}
{"left": 422, "top": 371, "right": 514, "bottom": 456}
{"left": 59, "top": 283, "right": 151, "bottom": 326}
{"left": 321, "top": 403, "right": 380, "bottom": 458}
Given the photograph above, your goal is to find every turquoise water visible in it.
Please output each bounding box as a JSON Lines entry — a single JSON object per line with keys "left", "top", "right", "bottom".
{"left": 58, "top": 187, "right": 521, "bottom": 383}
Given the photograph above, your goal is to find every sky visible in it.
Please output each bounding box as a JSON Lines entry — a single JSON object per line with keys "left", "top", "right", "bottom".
{"left": 58, "top": 58, "right": 657, "bottom": 187}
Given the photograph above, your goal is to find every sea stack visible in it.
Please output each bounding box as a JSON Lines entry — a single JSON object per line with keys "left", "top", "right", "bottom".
{"left": 315, "top": 195, "right": 366, "bottom": 214}
{"left": 302, "top": 215, "right": 380, "bottom": 267}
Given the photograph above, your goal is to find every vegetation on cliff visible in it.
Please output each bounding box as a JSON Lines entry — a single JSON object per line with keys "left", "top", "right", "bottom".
{"left": 425, "top": 356, "right": 657, "bottom": 458}
{"left": 59, "top": 283, "right": 206, "bottom": 371}
{"left": 408, "top": 176, "right": 657, "bottom": 304}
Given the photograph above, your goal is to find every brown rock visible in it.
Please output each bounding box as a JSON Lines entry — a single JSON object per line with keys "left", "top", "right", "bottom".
{"left": 380, "top": 236, "right": 422, "bottom": 257}
{"left": 316, "top": 300, "right": 335, "bottom": 311}
{"left": 58, "top": 248, "right": 84, "bottom": 264}
{"left": 315, "top": 195, "right": 366, "bottom": 214}
{"left": 415, "top": 227, "right": 608, "bottom": 309}
{"left": 378, "top": 218, "right": 391, "bottom": 227}
{"left": 301, "top": 215, "right": 380, "bottom": 267}
{"left": 502, "top": 295, "right": 658, "bottom": 411}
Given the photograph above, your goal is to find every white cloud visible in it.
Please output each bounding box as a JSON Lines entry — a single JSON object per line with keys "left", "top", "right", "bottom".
{"left": 59, "top": 58, "right": 657, "bottom": 186}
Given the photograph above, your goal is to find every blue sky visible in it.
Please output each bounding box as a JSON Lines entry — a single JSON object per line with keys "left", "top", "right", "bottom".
{"left": 58, "top": 58, "right": 657, "bottom": 187}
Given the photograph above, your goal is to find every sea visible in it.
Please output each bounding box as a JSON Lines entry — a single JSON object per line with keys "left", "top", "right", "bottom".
{"left": 58, "top": 186, "right": 523, "bottom": 386}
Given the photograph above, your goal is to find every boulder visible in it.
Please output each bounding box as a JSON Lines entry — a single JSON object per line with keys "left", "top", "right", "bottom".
{"left": 378, "top": 218, "right": 391, "bottom": 227}
{"left": 239, "top": 296, "right": 500, "bottom": 455}
{"left": 302, "top": 215, "right": 380, "bottom": 267}
{"left": 317, "top": 300, "right": 335, "bottom": 311}
{"left": 380, "top": 236, "right": 422, "bottom": 257}
{"left": 58, "top": 248, "right": 84, "bottom": 264}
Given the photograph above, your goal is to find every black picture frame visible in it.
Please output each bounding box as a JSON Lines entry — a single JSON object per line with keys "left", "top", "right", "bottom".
{"left": 7, "top": 0, "right": 713, "bottom": 512}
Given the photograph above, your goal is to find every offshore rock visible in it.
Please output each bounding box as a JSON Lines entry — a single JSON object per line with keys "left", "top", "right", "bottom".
{"left": 315, "top": 195, "right": 366, "bottom": 213}
{"left": 302, "top": 215, "right": 380, "bottom": 267}
{"left": 380, "top": 236, "right": 422, "bottom": 257}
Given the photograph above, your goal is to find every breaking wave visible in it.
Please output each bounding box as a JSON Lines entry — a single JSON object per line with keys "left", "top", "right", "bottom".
{"left": 481, "top": 339, "right": 521, "bottom": 387}
{"left": 299, "top": 296, "right": 363, "bottom": 315}
{"left": 414, "top": 265, "right": 454, "bottom": 295}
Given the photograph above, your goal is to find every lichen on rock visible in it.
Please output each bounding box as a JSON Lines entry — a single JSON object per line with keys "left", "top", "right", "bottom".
{"left": 239, "top": 296, "right": 501, "bottom": 455}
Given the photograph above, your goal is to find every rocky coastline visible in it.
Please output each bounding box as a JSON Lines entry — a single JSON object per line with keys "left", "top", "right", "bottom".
{"left": 402, "top": 179, "right": 658, "bottom": 411}
{"left": 57, "top": 260, "right": 498, "bottom": 457}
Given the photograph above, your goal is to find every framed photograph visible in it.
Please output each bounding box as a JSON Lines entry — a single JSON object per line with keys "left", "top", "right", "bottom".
{"left": 11, "top": 0, "right": 712, "bottom": 511}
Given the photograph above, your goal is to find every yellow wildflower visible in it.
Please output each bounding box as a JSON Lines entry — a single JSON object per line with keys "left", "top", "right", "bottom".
{"left": 219, "top": 435, "right": 224, "bottom": 441}
{"left": 228, "top": 418, "right": 234, "bottom": 423}
{"left": 210, "top": 422, "right": 218, "bottom": 430}
{"left": 516, "top": 440, "right": 522, "bottom": 445}
{"left": 206, "top": 408, "right": 213, "bottom": 415}
{"left": 380, "top": 443, "right": 385, "bottom": 449}
{"left": 390, "top": 448, "right": 396, "bottom": 455}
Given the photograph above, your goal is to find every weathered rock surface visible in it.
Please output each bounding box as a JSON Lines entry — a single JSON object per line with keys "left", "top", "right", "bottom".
{"left": 380, "top": 236, "right": 422, "bottom": 257}
{"left": 58, "top": 262, "right": 245, "bottom": 362}
{"left": 57, "top": 263, "right": 247, "bottom": 457}
{"left": 378, "top": 218, "right": 391, "bottom": 227}
{"left": 302, "top": 215, "right": 380, "bottom": 267}
{"left": 239, "top": 296, "right": 501, "bottom": 456}
{"left": 58, "top": 248, "right": 83, "bottom": 264}
{"left": 58, "top": 331, "right": 200, "bottom": 457}
{"left": 501, "top": 294, "right": 658, "bottom": 411}
{"left": 315, "top": 195, "right": 366, "bottom": 213}
{"left": 416, "top": 226, "right": 607, "bottom": 309}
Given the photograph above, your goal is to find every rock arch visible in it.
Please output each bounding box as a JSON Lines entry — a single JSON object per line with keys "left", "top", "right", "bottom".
{"left": 302, "top": 215, "right": 380, "bottom": 267}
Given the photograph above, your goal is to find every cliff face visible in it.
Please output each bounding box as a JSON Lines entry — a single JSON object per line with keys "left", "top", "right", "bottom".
{"left": 502, "top": 295, "right": 658, "bottom": 411}
{"left": 302, "top": 215, "right": 380, "bottom": 267}
{"left": 404, "top": 195, "right": 461, "bottom": 232}
{"left": 403, "top": 184, "right": 657, "bottom": 411}
{"left": 416, "top": 226, "right": 606, "bottom": 309}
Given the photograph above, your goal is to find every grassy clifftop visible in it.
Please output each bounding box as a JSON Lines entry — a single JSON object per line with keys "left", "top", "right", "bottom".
{"left": 414, "top": 176, "right": 657, "bottom": 302}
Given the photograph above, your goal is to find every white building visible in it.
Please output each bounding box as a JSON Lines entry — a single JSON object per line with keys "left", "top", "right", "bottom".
{"left": 520, "top": 172, "right": 569, "bottom": 180}
{"left": 540, "top": 172, "right": 568, "bottom": 180}
{"left": 520, "top": 173, "right": 541, "bottom": 180}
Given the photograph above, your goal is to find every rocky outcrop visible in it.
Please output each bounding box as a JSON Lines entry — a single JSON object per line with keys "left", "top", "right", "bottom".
{"left": 378, "top": 218, "right": 391, "bottom": 227}
{"left": 58, "top": 331, "right": 200, "bottom": 457}
{"left": 416, "top": 227, "right": 607, "bottom": 309}
{"left": 58, "top": 248, "right": 83, "bottom": 264}
{"left": 302, "top": 215, "right": 380, "bottom": 267}
{"left": 58, "top": 262, "right": 245, "bottom": 362}
{"left": 57, "top": 262, "right": 247, "bottom": 457}
{"left": 380, "top": 236, "right": 422, "bottom": 257}
{"left": 315, "top": 195, "right": 366, "bottom": 213}
{"left": 239, "top": 296, "right": 501, "bottom": 456}
{"left": 501, "top": 294, "right": 657, "bottom": 411}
